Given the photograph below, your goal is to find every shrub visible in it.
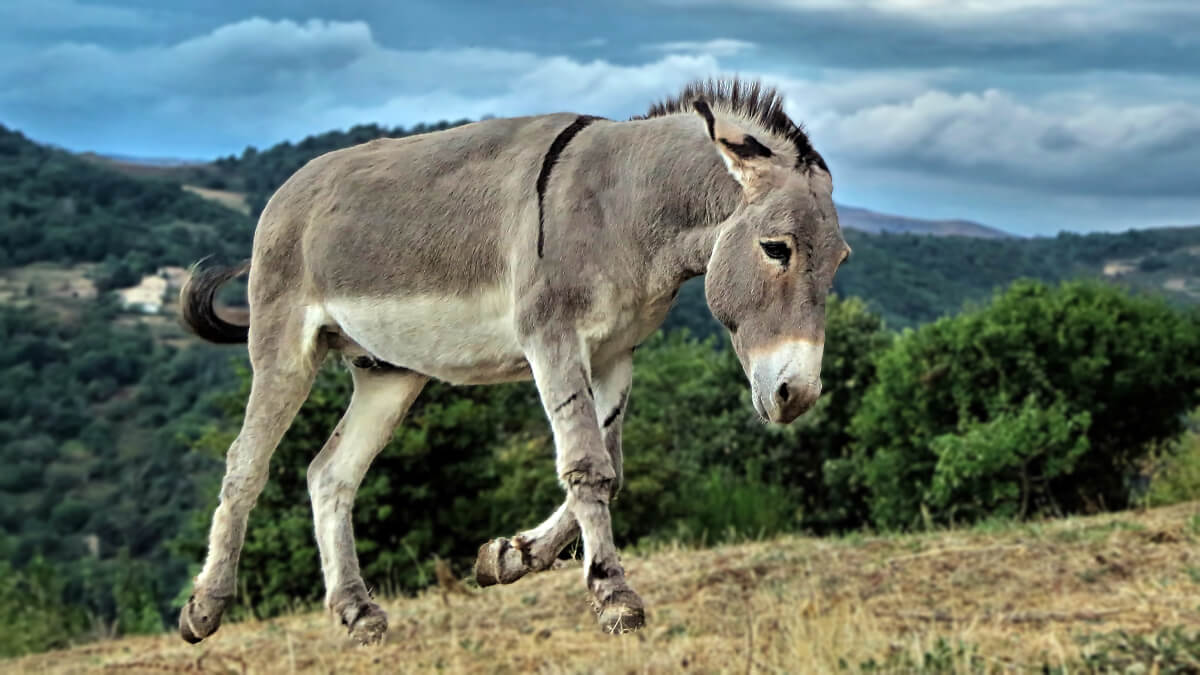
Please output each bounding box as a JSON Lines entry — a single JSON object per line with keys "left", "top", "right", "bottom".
{"left": 1145, "top": 421, "right": 1200, "bottom": 507}
{"left": 843, "top": 279, "right": 1200, "bottom": 530}
{"left": 0, "top": 558, "right": 89, "bottom": 658}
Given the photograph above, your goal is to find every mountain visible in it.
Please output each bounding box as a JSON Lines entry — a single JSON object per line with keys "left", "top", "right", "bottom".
{"left": 835, "top": 204, "right": 1014, "bottom": 239}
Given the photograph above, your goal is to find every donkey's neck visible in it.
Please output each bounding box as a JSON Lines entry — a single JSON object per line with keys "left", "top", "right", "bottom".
{"left": 619, "top": 114, "right": 743, "bottom": 285}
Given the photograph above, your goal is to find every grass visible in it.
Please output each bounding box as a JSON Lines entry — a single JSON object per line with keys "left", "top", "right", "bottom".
{"left": 6, "top": 502, "right": 1200, "bottom": 674}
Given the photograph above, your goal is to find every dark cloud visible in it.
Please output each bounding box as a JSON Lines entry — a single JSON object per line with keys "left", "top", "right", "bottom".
{"left": 3, "top": 1, "right": 1198, "bottom": 232}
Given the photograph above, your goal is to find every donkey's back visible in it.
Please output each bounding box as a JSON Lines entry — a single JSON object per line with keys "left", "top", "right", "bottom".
{"left": 267, "top": 112, "right": 578, "bottom": 300}
{"left": 240, "top": 112, "right": 583, "bottom": 384}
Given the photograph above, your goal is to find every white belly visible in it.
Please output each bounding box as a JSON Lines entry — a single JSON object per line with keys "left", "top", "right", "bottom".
{"left": 322, "top": 282, "right": 678, "bottom": 385}
{"left": 323, "top": 289, "right": 530, "bottom": 385}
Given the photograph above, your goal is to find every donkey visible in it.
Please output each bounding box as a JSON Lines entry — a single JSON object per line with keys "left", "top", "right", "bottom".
{"left": 176, "top": 78, "right": 849, "bottom": 645}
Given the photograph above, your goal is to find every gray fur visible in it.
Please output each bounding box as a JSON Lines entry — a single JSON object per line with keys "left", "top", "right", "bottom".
{"left": 178, "top": 78, "right": 848, "bottom": 643}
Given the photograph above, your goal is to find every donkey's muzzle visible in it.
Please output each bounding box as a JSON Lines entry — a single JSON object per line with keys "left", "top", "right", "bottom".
{"left": 750, "top": 339, "right": 824, "bottom": 424}
{"left": 770, "top": 377, "right": 821, "bottom": 423}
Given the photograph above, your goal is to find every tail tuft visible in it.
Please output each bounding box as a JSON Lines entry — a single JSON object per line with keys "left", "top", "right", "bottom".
{"left": 179, "top": 259, "right": 251, "bottom": 344}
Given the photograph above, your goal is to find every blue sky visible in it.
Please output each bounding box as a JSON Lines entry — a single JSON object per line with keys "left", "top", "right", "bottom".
{"left": 3, "top": 0, "right": 1199, "bottom": 235}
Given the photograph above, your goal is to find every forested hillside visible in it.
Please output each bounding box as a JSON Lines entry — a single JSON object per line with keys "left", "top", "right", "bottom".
{"left": 1, "top": 126, "right": 252, "bottom": 289}
{"left": 3, "top": 119, "right": 1200, "bottom": 657}
{"left": 671, "top": 224, "right": 1200, "bottom": 334}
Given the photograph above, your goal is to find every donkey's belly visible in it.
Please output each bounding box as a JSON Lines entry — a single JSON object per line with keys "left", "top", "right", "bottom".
{"left": 323, "top": 291, "right": 532, "bottom": 385}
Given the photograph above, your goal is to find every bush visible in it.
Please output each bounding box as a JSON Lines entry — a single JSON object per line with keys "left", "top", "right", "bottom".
{"left": 0, "top": 558, "right": 89, "bottom": 658}
{"left": 843, "top": 279, "right": 1200, "bottom": 530}
{"left": 1145, "top": 422, "right": 1200, "bottom": 507}
{"left": 926, "top": 398, "right": 1091, "bottom": 521}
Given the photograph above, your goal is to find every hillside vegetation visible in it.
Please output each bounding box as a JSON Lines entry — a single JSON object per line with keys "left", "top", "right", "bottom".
{"left": 7, "top": 502, "right": 1199, "bottom": 674}
{"left": 4, "top": 118, "right": 1200, "bottom": 660}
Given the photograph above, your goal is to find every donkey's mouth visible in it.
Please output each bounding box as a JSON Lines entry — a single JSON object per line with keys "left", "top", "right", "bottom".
{"left": 751, "top": 391, "right": 769, "bottom": 422}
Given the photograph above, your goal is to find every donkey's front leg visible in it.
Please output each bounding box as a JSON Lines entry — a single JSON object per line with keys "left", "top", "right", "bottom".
{"left": 526, "top": 334, "right": 644, "bottom": 632}
{"left": 474, "top": 352, "right": 632, "bottom": 588}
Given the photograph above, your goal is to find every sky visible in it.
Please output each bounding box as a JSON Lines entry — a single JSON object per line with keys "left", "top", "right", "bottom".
{"left": 3, "top": 0, "right": 1199, "bottom": 235}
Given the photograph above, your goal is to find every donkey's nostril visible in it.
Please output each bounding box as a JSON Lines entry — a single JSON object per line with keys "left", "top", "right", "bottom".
{"left": 777, "top": 382, "right": 790, "bottom": 403}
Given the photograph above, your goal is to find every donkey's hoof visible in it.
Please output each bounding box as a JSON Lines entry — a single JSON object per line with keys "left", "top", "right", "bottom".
{"left": 345, "top": 603, "right": 388, "bottom": 646}
{"left": 474, "top": 538, "right": 529, "bottom": 587}
{"left": 178, "top": 593, "right": 231, "bottom": 644}
{"left": 597, "top": 591, "right": 646, "bottom": 634}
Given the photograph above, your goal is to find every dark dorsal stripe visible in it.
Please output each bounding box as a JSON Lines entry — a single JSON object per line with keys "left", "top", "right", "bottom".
{"left": 537, "top": 115, "right": 600, "bottom": 258}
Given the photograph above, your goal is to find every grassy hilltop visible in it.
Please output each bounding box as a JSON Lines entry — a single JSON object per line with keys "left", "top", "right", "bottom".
{"left": 7, "top": 501, "right": 1199, "bottom": 674}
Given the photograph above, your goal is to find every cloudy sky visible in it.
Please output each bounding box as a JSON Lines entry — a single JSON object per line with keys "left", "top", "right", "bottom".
{"left": 3, "top": 0, "right": 1199, "bottom": 235}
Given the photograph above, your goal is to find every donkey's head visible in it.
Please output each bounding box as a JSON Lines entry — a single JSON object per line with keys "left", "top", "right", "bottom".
{"left": 694, "top": 100, "right": 849, "bottom": 424}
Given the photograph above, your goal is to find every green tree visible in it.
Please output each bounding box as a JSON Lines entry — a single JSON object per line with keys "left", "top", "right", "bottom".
{"left": 844, "top": 279, "right": 1200, "bottom": 529}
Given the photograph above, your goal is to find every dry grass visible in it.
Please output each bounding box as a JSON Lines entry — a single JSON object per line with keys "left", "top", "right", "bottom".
{"left": 8, "top": 502, "right": 1200, "bottom": 674}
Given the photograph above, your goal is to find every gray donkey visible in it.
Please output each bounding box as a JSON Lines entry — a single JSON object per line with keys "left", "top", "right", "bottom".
{"left": 177, "top": 78, "right": 849, "bottom": 645}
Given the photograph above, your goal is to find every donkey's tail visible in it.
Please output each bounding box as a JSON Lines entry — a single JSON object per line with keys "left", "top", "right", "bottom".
{"left": 180, "top": 258, "right": 251, "bottom": 344}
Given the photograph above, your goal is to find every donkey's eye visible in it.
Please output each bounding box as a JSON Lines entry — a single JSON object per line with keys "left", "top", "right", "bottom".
{"left": 759, "top": 241, "right": 791, "bottom": 264}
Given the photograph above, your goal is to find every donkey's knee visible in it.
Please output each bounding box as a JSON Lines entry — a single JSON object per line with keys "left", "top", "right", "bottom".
{"left": 559, "top": 452, "right": 617, "bottom": 502}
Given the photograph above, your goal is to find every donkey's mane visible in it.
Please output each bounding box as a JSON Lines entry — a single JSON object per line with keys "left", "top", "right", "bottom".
{"left": 635, "top": 77, "right": 828, "bottom": 173}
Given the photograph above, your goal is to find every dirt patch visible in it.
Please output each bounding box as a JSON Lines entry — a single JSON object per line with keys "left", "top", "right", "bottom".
{"left": 1102, "top": 260, "right": 1135, "bottom": 277}
{"left": 183, "top": 185, "right": 250, "bottom": 214}
{"left": 0, "top": 263, "right": 97, "bottom": 308}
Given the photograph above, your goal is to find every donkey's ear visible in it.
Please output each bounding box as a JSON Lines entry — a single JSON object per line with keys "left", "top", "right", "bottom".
{"left": 692, "top": 99, "right": 774, "bottom": 194}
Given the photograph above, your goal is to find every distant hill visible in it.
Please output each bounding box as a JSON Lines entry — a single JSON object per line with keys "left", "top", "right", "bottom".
{"left": 835, "top": 204, "right": 1013, "bottom": 239}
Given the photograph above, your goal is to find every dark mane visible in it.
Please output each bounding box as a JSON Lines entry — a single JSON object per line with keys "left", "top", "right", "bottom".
{"left": 635, "top": 77, "right": 828, "bottom": 173}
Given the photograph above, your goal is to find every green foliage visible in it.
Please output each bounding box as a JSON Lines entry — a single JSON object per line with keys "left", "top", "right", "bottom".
{"left": 0, "top": 300, "right": 242, "bottom": 641}
{"left": 1146, "top": 420, "right": 1200, "bottom": 507}
{"left": 0, "top": 125, "right": 253, "bottom": 275}
{"left": 844, "top": 279, "right": 1200, "bottom": 530}
{"left": 927, "top": 398, "right": 1092, "bottom": 521}
{"left": 1074, "top": 627, "right": 1200, "bottom": 674}
{"left": 0, "top": 558, "right": 89, "bottom": 658}
{"left": 664, "top": 463, "right": 797, "bottom": 545}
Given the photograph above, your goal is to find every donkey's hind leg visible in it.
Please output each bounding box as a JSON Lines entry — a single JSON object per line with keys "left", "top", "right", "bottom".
{"left": 308, "top": 361, "right": 426, "bottom": 645}
{"left": 179, "top": 310, "right": 326, "bottom": 644}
